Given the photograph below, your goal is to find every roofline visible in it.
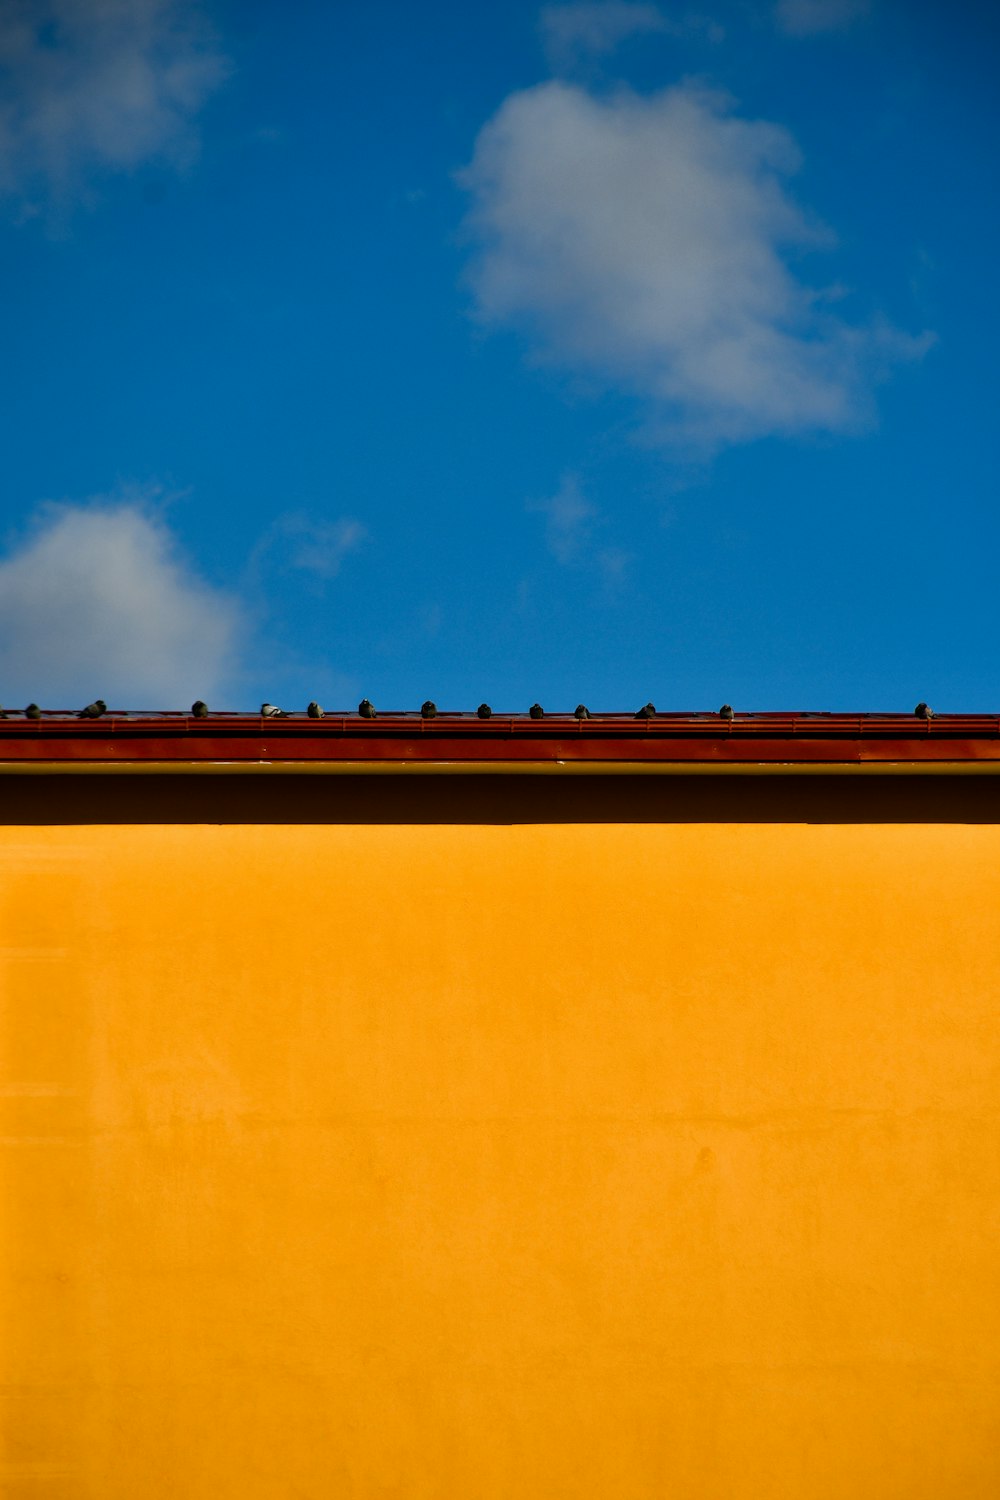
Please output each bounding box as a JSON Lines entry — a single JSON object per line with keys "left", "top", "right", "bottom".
{"left": 2, "top": 760, "right": 999, "bottom": 777}
{"left": 1, "top": 712, "right": 998, "bottom": 773}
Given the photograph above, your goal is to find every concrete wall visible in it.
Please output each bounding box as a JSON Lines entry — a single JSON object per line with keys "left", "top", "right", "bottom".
{"left": 3, "top": 777, "right": 999, "bottom": 1497}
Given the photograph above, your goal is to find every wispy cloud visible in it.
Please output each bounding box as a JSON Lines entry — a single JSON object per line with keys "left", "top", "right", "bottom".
{"left": 540, "top": 3, "right": 668, "bottom": 68}
{"left": 530, "top": 474, "right": 596, "bottom": 564}
{"left": 773, "top": 0, "right": 869, "bottom": 36}
{"left": 0, "top": 495, "right": 242, "bottom": 706}
{"left": 0, "top": 0, "right": 230, "bottom": 211}
{"left": 250, "top": 512, "right": 367, "bottom": 583}
{"left": 460, "top": 79, "right": 930, "bottom": 448}
{"left": 530, "top": 474, "right": 632, "bottom": 583}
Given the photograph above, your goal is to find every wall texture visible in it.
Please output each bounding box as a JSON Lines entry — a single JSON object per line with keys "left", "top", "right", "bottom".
{"left": 3, "top": 781, "right": 999, "bottom": 1497}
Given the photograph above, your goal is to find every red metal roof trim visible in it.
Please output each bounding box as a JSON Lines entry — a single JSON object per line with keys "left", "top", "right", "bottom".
{"left": 0, "top": 712, "right": 998, "bottom": 768}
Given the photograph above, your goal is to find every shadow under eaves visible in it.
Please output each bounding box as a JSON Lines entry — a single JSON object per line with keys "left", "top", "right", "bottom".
{"left": 0, "top": 774, "right": 998, "bottom": 826}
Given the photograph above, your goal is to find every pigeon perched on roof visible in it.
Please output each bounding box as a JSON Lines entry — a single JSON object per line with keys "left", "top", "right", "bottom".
{"left": 79, "top": 700, "right": 106, "bottom": 719}
{"left": 191, "top": 701, "right": 208, "bottom": 718}
{"left": 260, "top": 703, "right": 286, "bottom": 718}
{"left": 476, "top": 703, "right": 492, "bottom": 719}
{"left": 529, "top": 703, "right": 544, "bottom": 719}
{"left": 635, "top": 702, "right": 656, "bottom": 719}
{"left": 307, "top": 701, "right": 324, "bottom": 718}
{"left": 358, "top": 699, "right": 376, "bottom": 719}
{"left": 421, "top": 700, "right": 437, "bottom": 719}
{"left": 914, "top": 702, "right": 934, "bottom": 719}
{"left": 574, "top": 704, "right": 591, "bottom": 719}
{"left": 24, "top": 704, "right": 41, "bottom": 720}
{"left": 719, "top": 704, "right": 734, "bottom": 721}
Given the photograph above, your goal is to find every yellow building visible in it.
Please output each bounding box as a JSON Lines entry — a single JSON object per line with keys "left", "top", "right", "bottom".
{"left": 3, "top": 707, "right": 999, "bottom": 1498}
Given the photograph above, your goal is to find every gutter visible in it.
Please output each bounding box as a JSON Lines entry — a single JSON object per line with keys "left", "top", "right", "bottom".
{"left": 0, "top": 712, "right": 998, "bottom": 773}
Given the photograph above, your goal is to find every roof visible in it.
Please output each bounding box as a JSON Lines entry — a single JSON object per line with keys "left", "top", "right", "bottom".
{"left": 1, "top": 709, "right": 999, "bottom": 773}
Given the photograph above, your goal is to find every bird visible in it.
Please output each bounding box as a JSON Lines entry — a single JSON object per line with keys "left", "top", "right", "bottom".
{"left": 421, "top": 700, "right": 437, "bottom": 719}
{"left": 719, "top": 704, "right": 734, "bottom": 721}
{"left": 529, "top": 703, "right": 544, "bottom": 719}
{"left": 79, "top": 700, "right": 106, "bottom": 719}
{"left": 574, "top": 704, "right": 591, "bottom": 719}
{"left": 260, "top": 703, "right": 285, "bottom": 718}
{"left": 0, "top": 706, "right": 7, "bottom": 719}
{"left": 914, "top": 701, "right": 934, "bottom": 719}
{"left": 24, "top": 704, "right": 41, "bottom": 720}
{"left": 476, "top": 703, "right": 492, "bottom": 719}
{"left": 191, "top": 701, "right": 208, "bottom": 718}
{"left": 307, "top": 701, "right": 324, "bottom": 719}
{"left": 635, "top": 702, "right": 656, "bottom": 719}
{"left": 358, "top": 699, "right": 376, "bottom": 719}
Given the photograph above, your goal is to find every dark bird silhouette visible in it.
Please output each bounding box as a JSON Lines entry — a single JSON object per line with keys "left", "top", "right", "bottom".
{"left": 358, "top": 699, "right": 376, "bottom": 719}
{"left": 260, "top": 703, "right": 285, "bottom": 718}
{"left": 476, "top": 703, "right": 492, "bottom": 719}
{"left": 307, "top": 701, "right": 324, "bottom": 718}
{"left": 421, "top": 700, "right": 437, "bottom": 719}
{"left": 719, "top": 704, "right": 734, "bottom": 721}
{"left": 24, "top": 704, "right": 41, "bottom": 720}
{"left": 914, "top": 702, "right": 934, "bottom": 719}
{"left": 79, "top": 700, "right": 106, "bottom": 719}
{"left": 574, "top": 704, "right": 591, "bottom": 719}
{"left": 635, "top": 702, "right": 656, "bottom": 719}
{"left": 529, "top": 703, "right": 544, "bottom": 719}
{"left": 191, "top": 701, "right": 208, "bottom": 718}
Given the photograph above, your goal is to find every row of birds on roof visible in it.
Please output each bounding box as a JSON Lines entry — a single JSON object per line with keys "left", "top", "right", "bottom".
{"left": 2, "top": 699, "right": 938, "bottom": 720}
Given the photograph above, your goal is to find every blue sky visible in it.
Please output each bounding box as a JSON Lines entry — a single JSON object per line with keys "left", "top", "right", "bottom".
{"left": 0, "top": 0, "right": 996, "bottom": 711}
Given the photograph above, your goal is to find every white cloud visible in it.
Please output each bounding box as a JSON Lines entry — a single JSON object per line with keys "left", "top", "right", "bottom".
{"left": 774, "top": 0, "right": 869, "bottom": 35}
{"left": 0, "top": 499, "right": 242, "bottom": 706}
{"left": 541, "top": 3, "right": 668, "bottom": 67}
{"left": 0, "top": 0, "right": 229, "bottom": 206}
{"left": 460, "top": 80, "right": 929, "bottom": 447}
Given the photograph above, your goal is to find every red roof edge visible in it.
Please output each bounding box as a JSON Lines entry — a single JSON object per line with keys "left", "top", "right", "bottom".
{"left": 0, "top": 712, "right": 998, "bottom": 771}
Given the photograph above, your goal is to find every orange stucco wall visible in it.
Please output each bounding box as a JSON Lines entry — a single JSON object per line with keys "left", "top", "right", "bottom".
{"left": 3, "top": 789, "right": 1000, "bottom": 1496}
